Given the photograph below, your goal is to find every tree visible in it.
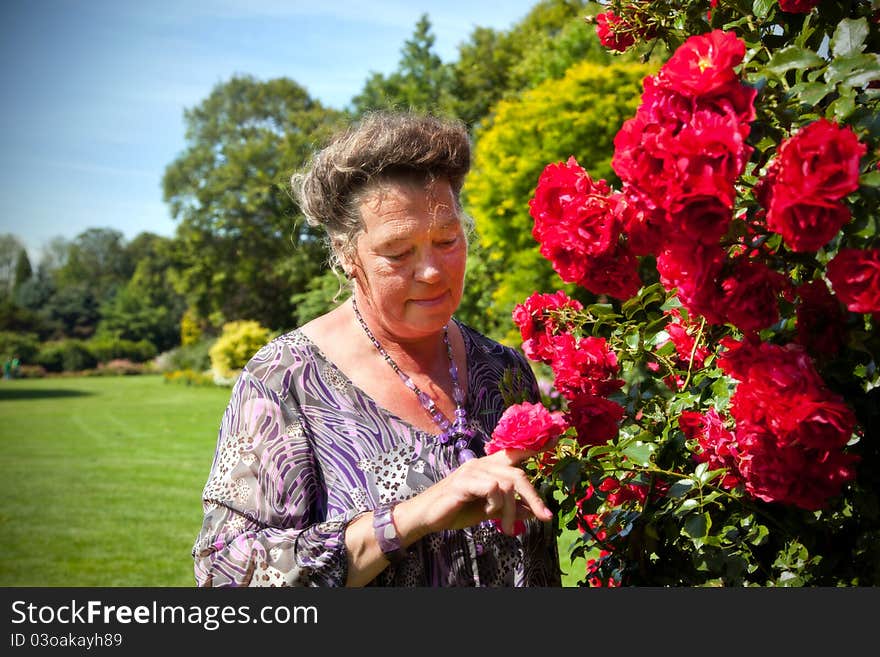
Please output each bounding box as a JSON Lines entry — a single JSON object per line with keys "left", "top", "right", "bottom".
{"left": 0, "top": 234, "right": 25, "bottom": 298}
{"left": 162, "top": 75, "right": 346, "bottom": 331}
{"left": 55, "top": 228, "right": 133, "bottom": 301}
{"left": 12, "top": 264, "right": 57, "bottom": 338}
{"left": 461, "top": 59, "right": 652, "bottom": 341}
{"left": 351, "top": 14, "right": 455, "bottom": 117}
{"left": 450, "top": 0, "right": 618, "bottom": 130}
{"left": 97, "top": 233, "right": 186, "bottom": 352}
{"left": 13, "top": 248, "right": 32, "bottom": 292}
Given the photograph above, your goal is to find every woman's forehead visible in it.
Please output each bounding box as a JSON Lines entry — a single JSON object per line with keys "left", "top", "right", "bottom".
{"left": 359, "top": 179, "right": 459, "bottom": 233}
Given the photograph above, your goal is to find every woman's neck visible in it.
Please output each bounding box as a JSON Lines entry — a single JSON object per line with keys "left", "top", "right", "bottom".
{"left": 348, "top": 298, "right": 450, "bottom": 377}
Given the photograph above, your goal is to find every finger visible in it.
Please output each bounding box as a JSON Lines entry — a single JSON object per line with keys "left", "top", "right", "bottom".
{"left": 511, "top": 473, "right": 552, "bottom": 522}
{"left": 484, "top": 487, "right": 504, "bottom": 517}
{"left": 487, "top": 447, "right": 541, "bottom": 466}
{"left": 500, "top": 486, "right": 518, "bottom": 535}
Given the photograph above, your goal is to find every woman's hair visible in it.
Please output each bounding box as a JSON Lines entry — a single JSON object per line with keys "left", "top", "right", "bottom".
{"left": 291, "top": 111, "right": 472, "bottom": 276}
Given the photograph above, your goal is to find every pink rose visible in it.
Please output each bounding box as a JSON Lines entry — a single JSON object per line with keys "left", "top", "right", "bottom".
{"left": 485, "top": 401, "right": 567, "bottom": 455}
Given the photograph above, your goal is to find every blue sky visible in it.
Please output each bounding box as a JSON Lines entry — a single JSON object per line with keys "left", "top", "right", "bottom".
{"left": 0, "top": 0, "right": 540, "bottom": 262}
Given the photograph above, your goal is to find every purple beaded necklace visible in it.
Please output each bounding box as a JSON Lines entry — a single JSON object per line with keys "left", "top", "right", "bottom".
{"left": 351, "top": 294, "right": 476, "bottom": 462}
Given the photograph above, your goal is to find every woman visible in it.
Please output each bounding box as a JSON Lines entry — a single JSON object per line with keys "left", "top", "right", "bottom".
{"left": 192, "top": 111, "right": 561, "bottom": 586}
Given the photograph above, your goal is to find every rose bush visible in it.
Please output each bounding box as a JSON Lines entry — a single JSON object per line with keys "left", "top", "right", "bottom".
{"left": 503, "top": 1, "right": 880, "bottom": 586}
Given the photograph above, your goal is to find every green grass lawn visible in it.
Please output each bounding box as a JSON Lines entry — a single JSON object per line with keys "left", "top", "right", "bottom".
{"left": 0, "top": 374, "right": 585, "bottom": 587}
{"left": 0, "top": 375, "right": 230, "bottom": 586}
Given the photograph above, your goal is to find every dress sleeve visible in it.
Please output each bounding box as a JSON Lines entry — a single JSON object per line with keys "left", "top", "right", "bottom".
{"left": 192, "top": 369, "right": 363, "bottom": 587}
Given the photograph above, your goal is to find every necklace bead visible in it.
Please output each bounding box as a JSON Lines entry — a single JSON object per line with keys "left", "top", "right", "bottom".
{"left": 351, "top": 295, "right": 475, "bottom": 461}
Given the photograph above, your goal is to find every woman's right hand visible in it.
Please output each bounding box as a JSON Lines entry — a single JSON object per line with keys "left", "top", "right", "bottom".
{"left": 395, "top": 449, "right": 553, "bottom": 540}
{"left": 343, "top": 449, "right": 553, "bottom": 586}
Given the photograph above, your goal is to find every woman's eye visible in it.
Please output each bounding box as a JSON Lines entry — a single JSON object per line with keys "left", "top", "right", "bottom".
{"left": 386, "top": 248, "right": 412, "bottom": 260}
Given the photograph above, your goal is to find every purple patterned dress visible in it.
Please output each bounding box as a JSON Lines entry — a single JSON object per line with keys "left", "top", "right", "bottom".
{"left": 192, "top": 321, "right": 561, "bottom": 587}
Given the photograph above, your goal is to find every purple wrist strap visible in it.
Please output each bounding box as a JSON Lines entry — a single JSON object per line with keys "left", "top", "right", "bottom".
{"left": 373, "top": 502, "right": 409, "bottom": 564}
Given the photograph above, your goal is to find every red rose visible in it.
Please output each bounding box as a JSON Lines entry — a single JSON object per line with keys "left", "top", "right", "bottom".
{"left": 485, "top": 401, "right": 567, "bottom": 455}
{"left": 671, "top": 106, "right": 752, "bottom": 190}
{"left": 717, "top": 259, "right": 788, "bottom": 334}
{"left": 773, "top": 119, "right": 865, "bottom": 201}
{"left": 548, "top": 334, "right": 624, "bottom": 400}
{"left": 680, "top": 409, "right": 742, "bottom": 489}
{"left": 595, "top": 11, "right": 635, "bottom": 52}
{"left": 725, "top": 339, "right": 858, "bottom": 455}
{"left": 611, "top": 91, "right": 686, "bottom": 205}
{"left": 668, "top": 192, "right": 733, "bottom": 245}
{"left": 512, "top": 291, "right": 584, "bottom": 363}
{"left": 734, "top": 422, "right": 858, "bottom": 510}
{"left": 780, "top": 394, "right": 858, "bottom": 450}
{"left": 778, "top": 0, "right": 820, "bottom": 13}
{"left": 796, "top": 280, "right": 846, "bottom": 357}
{"left": 567, "top": 394, "right": 626, "bottom": 446}
{"left": 663, "top": 308, "right": 710, "bottom": 368}
{"left": 530, "top": 157, "right": 630, "bottom": 296}
{"left": 529, "top": 156, "right": 592, "bottom": 229}
{"left": 578, "top": 246, "right": 642, "bottom": 300}
{"left": 657, "top": 30, "right": 746, "bottom": 98}
{"left": 656, "top": 240, "right": 726, "bottom": 325}
{"left": 717, "top": 336, "right": 763, "bottom": 381}
{"left": 826, "top": 248, "right": 880, "bottom": 314}
{"left": 766, "top": 198, "right": 852, "bottom": 253}
{"left": 619, "top": 188, "right": 668, "bottom": 256}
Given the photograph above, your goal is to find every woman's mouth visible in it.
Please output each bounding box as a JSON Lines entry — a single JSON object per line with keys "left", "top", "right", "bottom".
{"left": 410, "top": 291, "right": 449, "bottom": 307}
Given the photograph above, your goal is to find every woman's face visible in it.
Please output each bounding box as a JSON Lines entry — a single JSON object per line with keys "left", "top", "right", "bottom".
{"left": 350, "top": 176, "right": 467, "bottom": 341}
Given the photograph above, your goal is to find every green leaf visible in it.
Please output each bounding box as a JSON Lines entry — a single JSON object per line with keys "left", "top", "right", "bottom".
{"left": 621, "top": 441, "right": 655, "bottom": 466}
{"left": 678, "top": 498, "right": 699, "bottom": 513}
{"left": 859, "top": 170, "right": 880, "bottom": 188}
{"left": 790, "top": 81, "right": 830, "bottom": 106}
{"left": 831, "top": 18, "right": 869, "bottom": 58}
{"left": 765, "top": 46, "right": 824, "bottom": 78}
{"left": 829, "top": 87, "right": 857, "bottom": 121}
{"left": 824, "top": 53, "right": 880, "bottom": 88}
{"left": 684, "top": 512, "right": 711, "bottom": 539}
{"left": 668, "top": 479, "right": 694, "bottom": 498}
{"left": 624, "top": 328, "right": 641, "bottom": 351}
{"left": 710, "top": 376, "right": 732, "bottom": 407}
{"left": 752, "top": 0, "right": 774, "bottom": 19}
{"left": 586, "top": 303, "right": 617, "bottom": 318}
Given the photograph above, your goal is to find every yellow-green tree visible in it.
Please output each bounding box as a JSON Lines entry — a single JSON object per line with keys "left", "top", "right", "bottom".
{"left": 461, "top": 60, "right": 654, "bottom": 342}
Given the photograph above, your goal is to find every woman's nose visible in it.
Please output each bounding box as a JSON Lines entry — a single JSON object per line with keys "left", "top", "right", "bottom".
{"left": 414, "top": 250, "right": 442, "bottom": 283}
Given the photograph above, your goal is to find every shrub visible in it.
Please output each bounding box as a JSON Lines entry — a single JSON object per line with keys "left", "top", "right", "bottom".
{"left": 36, "top": 340, "right": 98, "bottom": 372}
{"left": 86, "top": 336, "right": 157, "bottom": 364}
{"left": 157, "top": 337, "right": 215, "bottom": 373}
{"left": 163, "top": 369, "right": 218, "bottom": 387}
{"left": 17, "top": 364, "right": 46, "bottom": 379}
{"left": 180, "top": 308, "right": 204, "bottom": 347}
{"left": 208, "top": 320, "right": 270, "bottom": 381}
{"left": 0, "top": 331, "right": 40, "bottom": 363}
{"left": 512, "top": 2, "right": 880, "bottom": 586}
{"left": 94, "top": 359, "right": 145, "bottom": 376}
